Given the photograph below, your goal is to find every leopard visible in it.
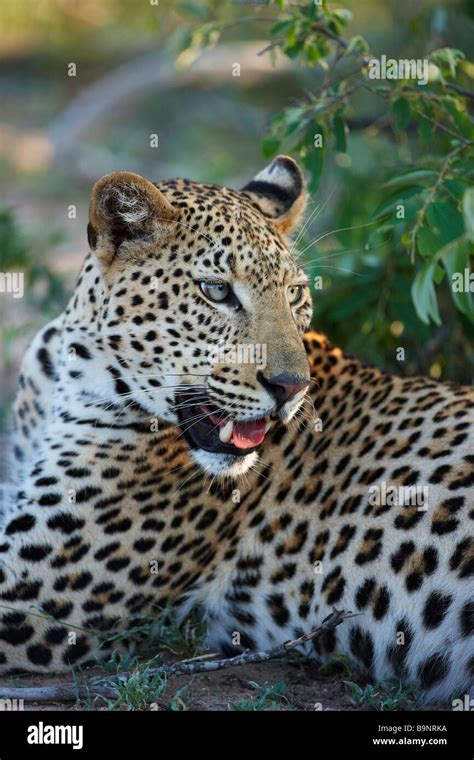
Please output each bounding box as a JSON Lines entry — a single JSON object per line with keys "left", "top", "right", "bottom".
{"left": 0, "top": 155, "right": 472, "bottom": 706}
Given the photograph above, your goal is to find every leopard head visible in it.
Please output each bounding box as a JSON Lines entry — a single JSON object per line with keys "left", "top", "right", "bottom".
{"left": 87, "top": 156, "right": 312, "bottom": 478}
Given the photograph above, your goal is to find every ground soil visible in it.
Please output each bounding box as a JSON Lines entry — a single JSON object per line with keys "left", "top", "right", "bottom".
{"left": 2, "top": 658, "right": 362, "bottom": 712}
{"left": 1, "top": 651, "right": 451, "bottom": 712}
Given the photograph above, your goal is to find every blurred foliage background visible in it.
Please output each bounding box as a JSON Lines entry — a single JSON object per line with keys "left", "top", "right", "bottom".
{"left": 0, "top": 0, "right": 473, "bottom": 430}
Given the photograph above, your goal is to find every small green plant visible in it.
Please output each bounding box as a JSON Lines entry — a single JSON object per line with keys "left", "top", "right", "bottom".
{"left": 349, "top": 677, "right": 421, "bottom": 711}
{"left": 229, "top": 680, "right": 293, "bottom": 711}
{"left": 150, "top": 603, "right": 207, "bottom": 658}
{"left": 101, "top": 649, "right": 142, "bottom": 674}
{"left": 104, "top": 658, "right": 167, "bottom": 711}
{"left": 98, "top": 604, "right": 207, "bottom": 661}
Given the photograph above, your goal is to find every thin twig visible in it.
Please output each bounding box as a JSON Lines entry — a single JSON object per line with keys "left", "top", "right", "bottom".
{"left": 0, "top": 609, "right": 359, "bottom": 704}
{"left": 446, "top": 82, "right": 474, "bottom": 101}
{"left": 407, "top": 143, "right": 466, "bottom": 261}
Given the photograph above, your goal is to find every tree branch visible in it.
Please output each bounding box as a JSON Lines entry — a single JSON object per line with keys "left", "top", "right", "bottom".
{"left": 446, "top": 82, "right": 474, "bottom": 101}
{"left": 256, "top": 11, "right": 474, "bottom": 140}
{"left": 0, "top": 609, "right": 359, "bottom": 704}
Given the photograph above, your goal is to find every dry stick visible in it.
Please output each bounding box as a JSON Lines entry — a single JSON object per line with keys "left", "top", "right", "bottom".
{"left": 0, "top": 684, "right": 120, "bottom": 703}
{"left": 0, "top": 609, "right": 359, "bottom": 704}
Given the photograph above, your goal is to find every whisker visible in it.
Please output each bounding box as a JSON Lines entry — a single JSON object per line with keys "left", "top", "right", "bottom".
{"left": 296, "top": 216, "right": 388, "bottom": 257}
{"left": 293, "top": 184, "right": 337, "bottom": 257}
{"left": 85, "top": 384, "right": 206, "bottom": 409}
{"left": 246, "top": 459, "right": 271, "bottom": 483}
{"left": 303, "top": 264, "right": 368, "bottom": 277}
{"left": 302, "top": 239, "right": 387, "bottom": 267}
{"left": 290, "top": 201, "right": 322, "bottom": 253}
{"left": 174, "top": 467, "right": 204, "bottom": 495}
{"left": 117, "top": 373, "right": 210, "bottom": 381}
{"left": 172, "top": 409, "right": 218, "bottom": 441}
{"left": 84, "top": 384, "right": 204, "bottom": 408}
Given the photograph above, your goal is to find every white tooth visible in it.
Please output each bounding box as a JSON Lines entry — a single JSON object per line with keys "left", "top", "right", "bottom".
{"left": 219, "top": 420, "right": 233, "bottom": 444}
{"left": 265, "top": 421, "right": 273, "bottom": 434}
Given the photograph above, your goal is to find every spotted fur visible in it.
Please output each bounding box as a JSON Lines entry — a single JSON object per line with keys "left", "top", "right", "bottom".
{"left": 1, "top": 157, "right": 472, "bottom": 704}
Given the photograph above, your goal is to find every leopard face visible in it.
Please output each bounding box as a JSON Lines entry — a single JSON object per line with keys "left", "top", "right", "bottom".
{"left": 85, "top": 156, "right": 313, "bottom": 477}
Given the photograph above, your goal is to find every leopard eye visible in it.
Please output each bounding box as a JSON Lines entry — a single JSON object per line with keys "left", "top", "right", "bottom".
{"left": 199, "top": 281, "right": 230, "bottom": 303}
{"left": 287, "top": 284, "right": 304, "bottom": 306}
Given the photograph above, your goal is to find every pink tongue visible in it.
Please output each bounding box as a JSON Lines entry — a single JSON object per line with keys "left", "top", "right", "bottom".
{"left": 232, "top": 419, "right": 266, "bottom": 449}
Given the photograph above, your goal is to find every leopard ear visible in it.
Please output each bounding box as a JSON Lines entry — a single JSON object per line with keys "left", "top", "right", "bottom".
{"left": 241, "top": 155, "right": 306, "bottom": 235}
{"left": 88, "top": 171, "right": 179, "bottom": 268}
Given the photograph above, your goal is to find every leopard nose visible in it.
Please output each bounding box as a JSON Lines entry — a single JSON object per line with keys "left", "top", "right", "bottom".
{"left": 257, "top": 371, "right": 310, "bottom": 406}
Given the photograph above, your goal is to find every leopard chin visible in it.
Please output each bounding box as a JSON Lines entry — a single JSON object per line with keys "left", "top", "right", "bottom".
{"left": 191, "top": 449, "right": 259, "bottom": 479}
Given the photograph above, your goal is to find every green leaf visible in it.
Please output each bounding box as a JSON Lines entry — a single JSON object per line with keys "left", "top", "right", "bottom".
{"left": 417, "top": 226, "right": 443, "bottom": 258}
{"left": 269, "top": 19, "right": 295, "bottom": 37}
{"left": 391, "top": 99, "right": 411, "bottom": 130}
{"left": 261, "top": 134, "right": 281, "bottom": 159}
{"left": 441, "top": 98, "right": 474, "bottom": 140}
{"left": 462, "top": 188, "right": 474, "bottom": 242}
{"left": 284, "top": 39, "right": 305, "bottom": 60}
{"left": 301, "top": 147, "right": 324, "bottom": 194}
{"left": 346, "top": 35, "right": 369, "bottom": 54}
{"left": 418, "top": 116, "right": 433, "bottom": 143}
{"left": 433, "top": 263, "right": 445, "bottom": 285}
{"left": 443, "top": 179, "right": 470, "bottom": 202}
{"left": 333, "top": 116, "right": 347, "bottom": 153}
{"left": 285, "top": 120, "right": 306, "bottom": 138}
{"left": 411, "top": 259, "right": 441, "bottom": 325}
{"left": 441, "top": 239, "right": 474, "bottom": 320}
{"left": 383, "top": 170, "right": 437, "bottom": 190}
{"left": 430, "top": 47, "right": 465, "bottom": 78}
{"left": 282, "top": 105, "right": 308, "bottom": 127}
{"left": 300, "top": 124, "right": 325, "bottom": 193}
{"left": 426, "top": 201, "right": 465, "bottom": 245}
{"left": 371, "top": 187, "right": 424, "bottom": 220}
{"left": 302, "top": 35, "right": 323, "bottom": 66}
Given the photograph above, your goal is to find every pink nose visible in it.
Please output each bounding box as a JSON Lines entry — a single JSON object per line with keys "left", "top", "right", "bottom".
{"left": 257, "top": 371, "right": 310, "bottom": 407}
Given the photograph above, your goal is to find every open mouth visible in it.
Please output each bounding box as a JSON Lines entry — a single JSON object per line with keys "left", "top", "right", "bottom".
{"left": 176, "top": 391, "right": 272, "bottom": 456}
